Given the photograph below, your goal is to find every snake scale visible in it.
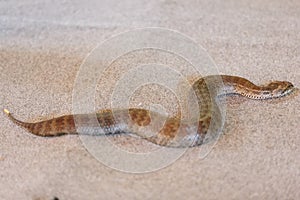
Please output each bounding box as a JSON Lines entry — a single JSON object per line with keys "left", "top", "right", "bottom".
{"left": 4, "top": 75, "right": 294, "bottom": 147}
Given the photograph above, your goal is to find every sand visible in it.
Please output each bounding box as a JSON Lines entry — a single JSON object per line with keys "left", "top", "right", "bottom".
{"left": 1, "top": 0, "right": 299, "bottom": 199}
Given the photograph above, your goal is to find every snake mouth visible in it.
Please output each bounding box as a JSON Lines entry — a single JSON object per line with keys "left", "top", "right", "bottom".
{"left": 282, "top": 84, "right": 294, "bottom": 96}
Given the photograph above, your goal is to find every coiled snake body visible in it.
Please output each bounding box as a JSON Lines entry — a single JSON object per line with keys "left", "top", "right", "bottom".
{"left": 4, "top": 75, "right": 294, "bottom": 147}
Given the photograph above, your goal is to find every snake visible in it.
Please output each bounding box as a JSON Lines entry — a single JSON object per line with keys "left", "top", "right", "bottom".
{"left": 4, "top": 75, "right": 294, "bottom": 148}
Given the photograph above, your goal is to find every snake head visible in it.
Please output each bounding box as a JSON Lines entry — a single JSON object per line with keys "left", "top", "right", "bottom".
{"left": 264, "top": 81, "right": 294, "bottom": 98}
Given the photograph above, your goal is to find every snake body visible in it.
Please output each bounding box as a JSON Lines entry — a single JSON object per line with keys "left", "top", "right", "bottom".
{"left": 4, "top": 75, "right": 294, "bottom": 147}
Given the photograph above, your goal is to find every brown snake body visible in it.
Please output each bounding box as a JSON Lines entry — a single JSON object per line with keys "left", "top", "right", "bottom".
{"left": 4, "top": 75, "right": 294, "bottom": 147}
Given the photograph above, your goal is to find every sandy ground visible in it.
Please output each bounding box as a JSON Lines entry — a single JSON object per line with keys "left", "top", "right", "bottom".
{"left": 1, "top": 0, "right": 299, "bottom": 199}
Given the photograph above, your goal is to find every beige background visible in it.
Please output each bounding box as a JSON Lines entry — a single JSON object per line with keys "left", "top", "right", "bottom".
{"left": 1, "top": 0, "right": 299, "bottom": 199}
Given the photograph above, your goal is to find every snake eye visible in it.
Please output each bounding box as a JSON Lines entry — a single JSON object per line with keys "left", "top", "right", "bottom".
{"left": 268, "top": 82, "right": 278, "bottom": 88}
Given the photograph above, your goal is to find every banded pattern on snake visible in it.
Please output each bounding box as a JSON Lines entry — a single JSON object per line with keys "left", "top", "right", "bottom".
{"left": 4, "top": 75, "right": 294, "bottom": 147}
